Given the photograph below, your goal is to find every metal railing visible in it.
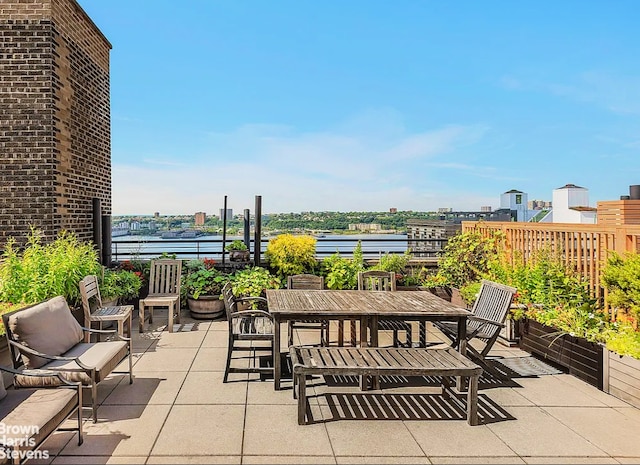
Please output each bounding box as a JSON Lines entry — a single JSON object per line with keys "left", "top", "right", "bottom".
{"left": 111, "top": 237, "right": 448, "bottom": 263}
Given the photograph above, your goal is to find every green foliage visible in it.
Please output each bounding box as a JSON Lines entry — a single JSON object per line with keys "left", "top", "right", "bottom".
{"left": 230, "top": 266, "right": 281, "bottom": 302}
{"left": 225, "top": 240, "right": 248, "bottom": 252}
{"left": 602, "top": 251, "right": 640, "bottom": 326}
{"left": 321, "top": 242, "right": 366, "bottom": 290}
{"left": 434, "top": 231, "right": 503, "bottom": 289}
{"left": 603, "top": 322, "right": 640, "bottom": 359}
{"left": 182, "top": 266, "right": 229, "bottom": 300}
{"left": 265, "top": 234, "right": 318, "bottom": 279}
{"left": 100, "top": 269, "right": 143, "bottom": 301}
{"left": 0, "top": 229, "right": 101, "bottom": 307}
{"left": 372, "top": 250, "right": 413, "bottom": 284}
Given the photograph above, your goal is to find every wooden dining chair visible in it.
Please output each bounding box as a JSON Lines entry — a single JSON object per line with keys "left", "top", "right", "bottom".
{"left": 79, "top": 274, "right": 133, "bottom": 340}
{"left": 357, "top": 270, "right": 413, "bottom": 347}
{"left": 434, "top": 279, "right": 517, "bottom": 360}
{"left": 139, "top": 259, "right": 182, "bottom": 333}
{"left": 286, "top": 274, "right": 328, "bottom": 346}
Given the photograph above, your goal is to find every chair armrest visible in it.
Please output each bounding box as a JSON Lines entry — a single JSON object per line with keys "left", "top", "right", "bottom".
{"left": 0, "top": 365, "right": 81, "bottom": 388}
{"left": 232, "top": 310, "right": 274, "bottom": 320}
{"left": 468, "top": 315, "right": 506, "bottom": 328}
{"left": 236, "top": 296, "right": 268, "bottom": 304}
{"left": 8, "top": 340, "right": 93, "bottom": 371}
{"left": 82, "top": 326, "right": 118, "bottom": 335}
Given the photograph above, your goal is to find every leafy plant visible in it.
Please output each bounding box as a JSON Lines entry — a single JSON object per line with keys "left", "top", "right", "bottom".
{"left": 322, "top": 242, "right": 366, "bottom": 290}
{"left": 265, "top": 234, "right": 317, "bottom": 279}
{"left": 225, "top": 240, "right": 248, "bottom": 252}
{"left": 0, "top": 228, "right": 101, "bottom": 307}
{"left": 182, "top": 260, "right": 229, "bottom": 300}
{"left": 602, "top": 251, "right": 640, "bottom": 328}
{"left": 100, "top": 269, "right": 143, "bottom": 302}
{"left": 372, "top": 250, "right": 413, "bottom": 283}
{"left": 230, "top": 266, "right": 281, "bottom": 302}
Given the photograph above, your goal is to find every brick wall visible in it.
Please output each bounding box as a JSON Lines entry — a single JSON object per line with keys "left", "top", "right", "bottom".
{"left": 0, "top": 0, "right": 111, "bottom": 247}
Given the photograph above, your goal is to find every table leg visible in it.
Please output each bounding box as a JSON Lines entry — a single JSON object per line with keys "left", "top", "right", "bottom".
{"left": 338, "top": 321, "right": 344, "bottom": 346}
{"left": 456, "top": 317, "right": 468, "bottom": 391}
{"left": 274, "top": 317, "right": 281, "bottom": 390}
{"left": 419, "top": 321, "right": 427, "bottom": 348}
{"left": 369, "top": 316, "right": 380, "bottom": 390}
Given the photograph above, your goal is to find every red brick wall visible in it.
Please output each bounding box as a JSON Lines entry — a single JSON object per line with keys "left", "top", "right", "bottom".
{"left": 0, "top": 0, "right": 111, "bottom": 246}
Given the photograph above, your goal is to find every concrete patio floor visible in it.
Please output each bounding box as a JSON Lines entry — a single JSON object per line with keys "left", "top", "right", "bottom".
{"left": 28, "top": 309, "right": 640, "bottom": 464}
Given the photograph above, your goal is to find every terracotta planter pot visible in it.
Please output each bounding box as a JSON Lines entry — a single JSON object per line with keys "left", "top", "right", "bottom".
{"left": 187, "top": 295, "right": 225, "bottom": 320}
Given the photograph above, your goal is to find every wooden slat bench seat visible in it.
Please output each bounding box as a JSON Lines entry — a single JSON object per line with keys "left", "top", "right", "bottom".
{"left": 290, "top": 346, "right": 483, "bottom": 425}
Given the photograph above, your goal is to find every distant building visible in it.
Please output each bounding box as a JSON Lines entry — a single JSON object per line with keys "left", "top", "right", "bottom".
{"left": 194, "top": 212, "right": 206, "bottom": 226}
{"left": 407, "top": 220, "right": 460, "bottom": 258}
{"left": 480, "top": 206, "right": 492, "bottom": 212}
{"left": 438, "top": 207, "right": 453, "bottom": 213}
{"left": 349, "top": 223, "right": 381, "bottom": 232}
{"left": 154, "top": 212, "right": 160, "bottom": 218}
{"left": 389, "top": 208, "right": 398, "bottom": 213}
{"left": 219, "top": 209, "right": 233, "bottom": 221}
{"left": 528, "top": 199, "right": 552, "bottom": 210}
{"left": 539, "top": 184, "right": 596, "bottom": 224}
{"left": 500, "top": 189, "right": 535, "bottom": 221}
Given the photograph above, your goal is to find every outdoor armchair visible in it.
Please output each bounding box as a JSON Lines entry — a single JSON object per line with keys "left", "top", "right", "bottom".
{"left": 2, "top": 296, "right": 133, "bottom": 423}
{"left": 286, "top": 274, "right": 328, "bottom": 346}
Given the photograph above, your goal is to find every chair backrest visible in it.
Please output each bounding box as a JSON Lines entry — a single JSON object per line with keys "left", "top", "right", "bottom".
{"left": 357, "top": 271, "right": 396, "bottom": 291}
{"left": 79, "top": 275, "right": 102, "bottom": 321}
{"left": 148, "top": 259, "right": 182, "bottom": 297}
{"left": 287, "top": 274, "right": 324, "bottom": 290}
{"left": 469, "top": 279, "right": 517, "bottom": 333}
{"left": 222, "top": 282, "right": 237, "bottom": 322}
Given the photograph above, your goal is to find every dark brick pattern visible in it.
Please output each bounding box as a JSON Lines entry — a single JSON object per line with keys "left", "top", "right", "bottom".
{"left": 0, "top": 0, "right": 111, "bottom": 246}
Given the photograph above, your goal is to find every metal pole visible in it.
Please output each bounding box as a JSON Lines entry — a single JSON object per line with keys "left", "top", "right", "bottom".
{"left": 101, "top": 215, "right": 112, "bottom": 267}
{"left": 92, "top": 198, "right": 103, "bottom": 264}
{"left": 222, "top": 195, "right": 228, "bottom": 266}
{"left": 243, "top": 209, "right": 250, "bottom": 251}
{"left": 254, "top": 195, "right": 262, "bottom": 267}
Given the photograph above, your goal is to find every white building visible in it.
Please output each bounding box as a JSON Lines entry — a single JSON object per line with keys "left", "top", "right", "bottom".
{"left": 538, "top": 184, "right": 596, "bottom": 224}
{"left": 500, "top": 189, "right": 534, "bottom": 222}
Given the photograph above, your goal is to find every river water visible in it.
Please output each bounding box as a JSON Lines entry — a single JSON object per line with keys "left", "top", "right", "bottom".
{"left": 111, "top": 234, "right": 409, "bottom": 261}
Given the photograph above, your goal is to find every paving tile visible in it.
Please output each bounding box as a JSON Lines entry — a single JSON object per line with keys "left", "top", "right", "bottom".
{"left": 31, "top": 431, "right": 75, "bottom": 462}
{"left": 522, "top": 457, "right": 618, "bottom": 464}
{"left": 244, "top": 456, "right": 337, "bottom": 464}
{"left": 243, "top": 404, "right": 333, "bottom": 456}
{"left": 147, "top": 457, "right": 241, "bottom": 464}
{"left": 514, "top": 376, "right": 609, "bottom": 407}
{"left": 246, "top": 376, "right": 298, "bottom": 405}
{"left": 430, "top": 457, "right": 525, "bottom": 464}
{"left": 190, "top": 347, "right": 245, "bottom": 372}
{"left": 482, "top": 387, "right": 535, "bottom": 407}
{"left": 325, "top": 418, "right": 424, "bottom": 457}
{"left": 152, "top": 404, "right": 245, "bottom": 455}
{"left": 51, "top": 456, "right": 147, "bottom": 464}
{"left": 555, "top": 374, "right": 630, "bottom": 408}
{"left": 615, "top": 406, "right": 640, "bottom": 422}
{"left": 487, "top": 407, "right": 606, "bottom": 457}
{"left": 175, "top": 371, "right": 248, "bottom": 404}
{"left": 131, "top": 347, "right": 199, "bottom": 372}
{"left": 202, "top": 329, "right": 231, "bottom": 348}
{"left": 614, "top": 458, "right": 640, "bottom": 464}
{"left": 405, "top": 421, "right": 516, "bottom": 457}
{"left": 103, "top": 370, "right": 188, "bottom": 405}
{"left": 154, "top": 328, "right": 207, "bottom": 348}
{"left": 337, "top": 456, "right": 430, "bottom": 464}
{"left": 544, "top": 406, "right": 640, "bottom": 456}
{"left": 59, "top": 405, "right": 171, "bottom": 457}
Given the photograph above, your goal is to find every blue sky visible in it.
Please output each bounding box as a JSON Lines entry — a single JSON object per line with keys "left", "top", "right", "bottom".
{"left": 79, "top": 0, "right": 640, "bottom": 215}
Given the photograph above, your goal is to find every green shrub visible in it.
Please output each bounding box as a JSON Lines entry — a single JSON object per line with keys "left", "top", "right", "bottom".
{"left": 231, "top": 267, "right": 281, "bottom": 307}
{"left": 0, "top": 229, "right": 101, "bottom": 307}
{"left": 602, "top": 251, "right": 640, "bottom": 327}
{"left": 181, "top": 260, "right": 229, "bottom": 300}
{"left": 322, "top": 242, "right": 366, "bottom": 290}
{"left": 265, "top": 234, "right": 317, "bottom": 279}
{"left": 100, "top": 269, "right": 143, "bottom": 302}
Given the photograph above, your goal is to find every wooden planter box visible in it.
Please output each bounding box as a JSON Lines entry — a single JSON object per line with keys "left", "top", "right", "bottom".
{"left": 519, "top": 318, "right": 603, "bottom": 389}
{"left": 603, "top": 349, "right": 640, "bottom": 408}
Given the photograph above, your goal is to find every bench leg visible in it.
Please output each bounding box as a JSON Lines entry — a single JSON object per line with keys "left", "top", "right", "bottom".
{"left": 297, "top": 372, "right": 307, "bottom": 425}
{"left": 467, "top": 375, "right": 479, "bottom": 426}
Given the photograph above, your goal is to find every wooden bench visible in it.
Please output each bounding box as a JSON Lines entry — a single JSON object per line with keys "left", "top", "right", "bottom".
{"left": 289, "top": 346, "right": 483, "bottom": 425}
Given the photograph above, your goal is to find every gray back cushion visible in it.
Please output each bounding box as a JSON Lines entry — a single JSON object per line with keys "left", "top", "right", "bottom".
{"left": 0, "top": 373, "right": 6, "bottom": 401}
{"left": 8, "top": 296, "right": 84, "bottom": 369}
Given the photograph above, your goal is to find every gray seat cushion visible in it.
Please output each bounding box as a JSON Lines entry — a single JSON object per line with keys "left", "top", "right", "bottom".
{"left": 8, "top": 296, "right": 84, "bottom": 369}
{"left": 0, "top": 388, "right": 76, "bottom": 456}
{"left": 14, "top": 341, "right": 128, "bottom": 387}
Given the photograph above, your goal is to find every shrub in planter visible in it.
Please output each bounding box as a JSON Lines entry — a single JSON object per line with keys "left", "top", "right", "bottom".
{"left": 230, "top": 266, "right": 281, "bottom": 309}
{"left": 100, "top": 269, "right": 143, "bottom": 304}
{"left": 265, "top": 234, "right": 317, "bottom": 279}
{"left": 0, "top": 229, "right": 101, "bottom": 307}
{"left": 225, "top": 240, "right": 249, "bottom": 262}
{"left": 321, "top": 242, "right": 365, "bottom": 290}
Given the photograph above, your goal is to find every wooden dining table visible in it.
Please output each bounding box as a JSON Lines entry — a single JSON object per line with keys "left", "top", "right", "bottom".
{"left": 265, "top": 289, "right": 473, "bottom": 390}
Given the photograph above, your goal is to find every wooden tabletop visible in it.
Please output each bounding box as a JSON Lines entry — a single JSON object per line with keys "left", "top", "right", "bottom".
{"left": 265, "top": 289, "right": 471, "bottom": 319}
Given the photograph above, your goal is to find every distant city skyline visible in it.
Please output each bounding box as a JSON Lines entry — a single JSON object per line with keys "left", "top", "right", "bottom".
{"left": 77, "top": 1, "right": 640, "bottom": 215}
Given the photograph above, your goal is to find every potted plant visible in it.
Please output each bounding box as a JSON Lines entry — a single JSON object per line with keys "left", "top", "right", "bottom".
{"left": 182, "top": 259, "right": 229, "bottom": 319}
{"left": 265, "top": 234, "right": 318, "bottom": 279}
{"left": 225, "top": 240, "right": 250, "bottom": 262}
{"left": 100, "top": 269, "right": 143, "bottom": 306}
{"left": 230, "top": 266, "right": 281, "bottom": 309}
